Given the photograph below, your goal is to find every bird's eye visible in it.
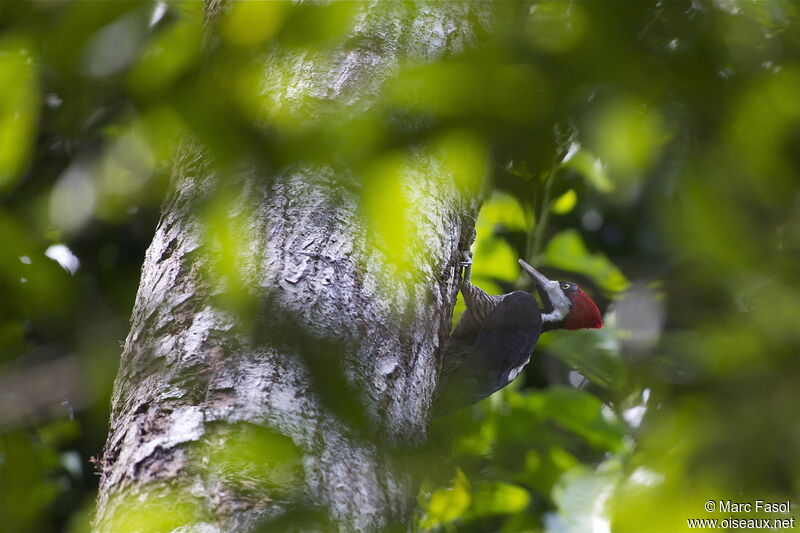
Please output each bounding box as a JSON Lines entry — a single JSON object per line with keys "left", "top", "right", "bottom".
{"left": 562, "top": 283, "right": 571, "bottom": 290}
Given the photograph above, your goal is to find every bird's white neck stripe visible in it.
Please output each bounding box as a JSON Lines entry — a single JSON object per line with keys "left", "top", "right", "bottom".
{"left": 540, "top": 279, "right": 571, "bottom": 324}
{"left": 542, "top": 308, "right": 567, "bottom": 323}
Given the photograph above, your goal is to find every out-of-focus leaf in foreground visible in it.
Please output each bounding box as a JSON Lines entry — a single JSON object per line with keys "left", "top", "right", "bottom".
{"left": 0, "top": 38, "right": 39, "bottom": 190}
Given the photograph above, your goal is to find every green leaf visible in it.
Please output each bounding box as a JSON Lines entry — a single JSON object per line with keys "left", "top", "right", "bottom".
{"left": 467, "top": 482, "right": 531, "bottom": 519}
{"left": 545, "top": 330, "right": 626, "bottom": 392}
{"left": 544, "top": 229, "right": 629, "bottom": 293}
{"left": 421, "top": 468, "right": 472, "bottom": 529}
{"left": 552, "top": 188, "right": 577, "bottom": 214}
{"left": 539, "top": 387, "right": 626, "bottom": 452}
{"left": 477, "top": 191, "right": 528, "bottom": 233}
{"left": 128, "top": 3, "right": 203, "bottom": 95}
{"left": 470, "top": 191, "right": 528, "bottom": 283}
{"left": 561, "top": 149, "right": 613, "bottom": 193}
{"left": 473, "top": 237, "right": 519, "bottom": 283}
{"left": 0, "top": 38, "right": 40, "bottom": 189}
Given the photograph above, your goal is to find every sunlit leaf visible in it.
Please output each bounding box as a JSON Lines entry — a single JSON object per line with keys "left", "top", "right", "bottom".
{"left": 106, "top": 485, "right": 203, "bottom": 533}
{"left": 467, "top": 481, "right": 531, "bottom": 518}
{"left": 552, "top": 188, "right": 577, "bottom": 214}
{"left": 362, "top": 152, "right": 414, "bottom": 272}
{"left": 200, "top": 423, "right": 303, "bottom": 496}
{"left": 421, "top": 468, "right": 472, "bottom": 529}
{"left": 280, "top": 2, "right": 357, "bottom": 46}
{"left": 222, "top": 2, "right": 288, "bottom": 48}
{"left": 477, "top": 191, "right": 528, "bottom": 233}
{"left": 0, "top": 38, "right": 39, "bottom": 189}
{"left": 468, "top": 191, "right": 528, "bottom": 284}
{"left": 201, "top": 189, "right": 260, "bottom": 315}
{"left": 431, "top": 129, "right": 488, "bottom": 196}
{"left": 473, "top": 237, "right": 519, "bottom": 284}
{"left": 134, "top": 105, "right": 188, "bottom": 167}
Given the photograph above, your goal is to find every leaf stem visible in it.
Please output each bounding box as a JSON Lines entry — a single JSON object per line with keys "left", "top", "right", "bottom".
{"left": 529, "top": 166, "right": 556, "bottom": 264}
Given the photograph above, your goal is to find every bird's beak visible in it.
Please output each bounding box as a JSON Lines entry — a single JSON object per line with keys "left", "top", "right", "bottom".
{"left": 518, "top": 259, "right": 552, "bottom": 290}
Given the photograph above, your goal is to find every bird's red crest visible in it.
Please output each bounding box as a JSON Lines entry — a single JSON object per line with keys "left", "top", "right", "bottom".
{"left": 563, "top": 289, "right": 603, "bottom": 330}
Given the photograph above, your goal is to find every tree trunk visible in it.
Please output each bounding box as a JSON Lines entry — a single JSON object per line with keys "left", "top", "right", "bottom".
{"left": 95, "top": 3, "right": 488, "bottom": 532}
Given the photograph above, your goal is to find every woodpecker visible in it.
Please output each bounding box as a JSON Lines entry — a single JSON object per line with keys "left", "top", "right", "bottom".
{"left": 434, "top": 257, "right": 603, "bottom": 416}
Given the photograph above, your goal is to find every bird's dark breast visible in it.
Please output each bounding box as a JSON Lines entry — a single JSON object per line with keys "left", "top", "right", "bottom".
{"left": 434, "top": 291, "right": 541, "bottom": 415}
{"left": 475, "top": 291, "right": 541, "bottom": 379}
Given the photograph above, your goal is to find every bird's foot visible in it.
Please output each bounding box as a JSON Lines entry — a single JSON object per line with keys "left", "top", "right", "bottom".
{"left": 459, "top": 250, "right": 473, "bottom": 284}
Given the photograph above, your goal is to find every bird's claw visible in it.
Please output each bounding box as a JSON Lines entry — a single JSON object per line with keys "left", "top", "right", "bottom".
{"left": 459, "top": 250, "right": 473, "bottom": 284}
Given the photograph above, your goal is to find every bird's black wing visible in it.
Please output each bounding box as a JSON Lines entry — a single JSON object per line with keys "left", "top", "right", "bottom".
{"left": 434, "top": 291, "right": 541, "bottom": 416}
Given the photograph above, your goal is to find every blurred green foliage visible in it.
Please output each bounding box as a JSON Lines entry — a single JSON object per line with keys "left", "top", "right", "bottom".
{"left": 1, "top": 1, "right": 799, "bottom": 532}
